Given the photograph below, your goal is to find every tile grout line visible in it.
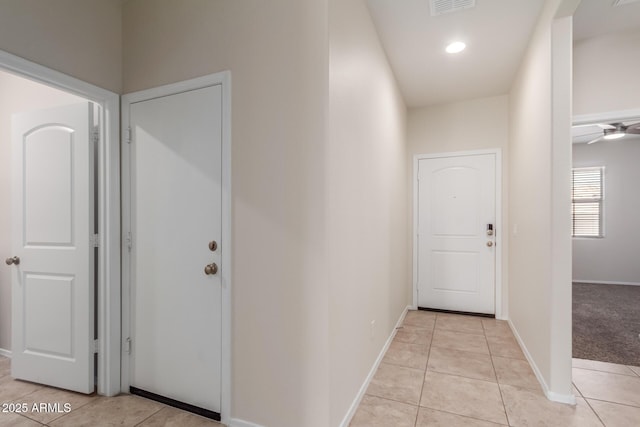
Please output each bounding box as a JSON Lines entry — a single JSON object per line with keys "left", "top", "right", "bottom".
{"left": 582, "top": 396, "right": 608, "bottom": 427}
{"left": 413, "top": 313, "right": 437, "bottom": 426}
{"left": 584, "top": 396, "right": 640, "bottom": 409}
{"left": 573, "top": 366, "right": 640, "bottom": 379}
{"left": 572, "top": 366, "right": 637, "bottom": 376}
{"left": 417, "top": 404, "right": 511, "bottom": 427}
{"left": 34, "top": 393, "right": 101, "bottom": 425}
{"left": 363, "top": 390, "right": 421, "bottom": 408}
{"left": 484, "top": 320, "right": 512, "bottom": 427}
{"left": 133, "top": 403, "right": 166, "bottom": 426}
{"left": 15, "top": 412, "right": 46, "bottom": 427}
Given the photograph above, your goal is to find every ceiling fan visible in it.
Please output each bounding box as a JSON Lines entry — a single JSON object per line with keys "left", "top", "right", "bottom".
{"left": 585, "top": 122, "right": 640, "bottom": 144}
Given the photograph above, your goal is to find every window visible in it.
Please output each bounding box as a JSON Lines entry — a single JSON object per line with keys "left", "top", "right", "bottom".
{"left": 572, "top": 167, "right": 604, "bottom": 237}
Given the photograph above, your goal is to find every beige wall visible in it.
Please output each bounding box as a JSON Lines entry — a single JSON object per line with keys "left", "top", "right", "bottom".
{"left": 508, "top": 0, "right": 576, "bottom": 399}
{"left": 0, "top": 71, "right": 85, "bottom": 351}
{"left": 0, "top": 0, "right": 122, "bottom": 93}
{"left": 328, "top": 0, "right": 409, "bottom": 425}
{"left": 408, "top": 96, "right": 509, "bottom": 155}
{"left": 573, "top": 30, "right": 640, "bottom": 116}
{"left": 123, "top": 1, "right": 330, "bottom": 425}
{"left": 407, "top": 95, "right": 510, "bottom": 317}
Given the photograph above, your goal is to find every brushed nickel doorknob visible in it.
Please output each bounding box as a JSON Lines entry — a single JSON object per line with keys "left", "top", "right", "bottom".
{"left": 204, "top": 263, "right": 218, "bottom": 275}
{"left": 486, "top": 241, "right": 494, "bottom": 247}
{"left": 5, "top": 256, "right": 20, "bottom": 265}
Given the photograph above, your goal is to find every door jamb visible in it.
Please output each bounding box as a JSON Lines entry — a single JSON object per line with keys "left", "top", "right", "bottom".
{"left": 0, "top": 50, "right": 121, "bottom": 396}
{"left": 120, "top": 72, "right": 232, "bottom": 423}
{"left": 413, "top": 148, "right": 503, "bottom": 319}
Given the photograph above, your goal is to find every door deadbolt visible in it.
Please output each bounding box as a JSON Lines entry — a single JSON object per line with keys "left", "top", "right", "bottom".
{"left": 204, "top": 263, "right": 218, "bottom": 275}
{"left": 5, "top": 256, "right": 20, "bottom": 266}
{"left": 486, "top": 223, "right": 494, "bottom": 236}
{"left": 486, "top": 241, "right": 494, "bottom": 247}
{"left": 208, "top": 241, "right": 218, "bottom": 252}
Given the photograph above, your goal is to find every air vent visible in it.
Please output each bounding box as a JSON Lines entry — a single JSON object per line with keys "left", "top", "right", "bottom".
{"left": 430, "top": 0, "right": 476, "bottom": 16}
{"left": 613, "top": 0, "right": 640, "bottom": 6}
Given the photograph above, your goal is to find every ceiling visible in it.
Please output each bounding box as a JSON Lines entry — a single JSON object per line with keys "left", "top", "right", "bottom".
{"left": 574, "top": 0, "right": 640, "bottom": 41}
{"left": 366, "top": 0, "right": 640, "bottom": 109}
{"left": 572, "top": 0, "right": 640, "bottom": 144}
{"left": 366, "top": 0, "right": 545, "bottom": 108}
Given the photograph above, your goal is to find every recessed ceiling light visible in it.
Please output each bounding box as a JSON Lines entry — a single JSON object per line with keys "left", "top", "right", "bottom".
{"left": 445, "top": 41, "right": 466, "bottom": 54}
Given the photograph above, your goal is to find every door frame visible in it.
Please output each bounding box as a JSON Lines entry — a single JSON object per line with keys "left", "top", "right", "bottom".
{"left": 413, "top": 148, "right": 503, "bottom": 318}
{"left": 120, "top": 72, "right": 232, "bottom": 422}
{"left": 0, "top": 50, "right": 121, "bottom": 396}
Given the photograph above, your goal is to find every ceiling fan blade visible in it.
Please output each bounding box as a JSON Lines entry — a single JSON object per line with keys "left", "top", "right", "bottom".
{"left": 587, "top": 136, "right": 603, "bottom": 144}
{"left": 596, "top": 123, "right": 616, "bottom": 130}
{"left": 625, "top": 122, "right": 640, "bottom": 134}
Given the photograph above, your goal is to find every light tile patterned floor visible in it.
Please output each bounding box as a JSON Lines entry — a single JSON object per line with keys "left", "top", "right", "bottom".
{"left": 0, "top": 355, "right": 221, "bottom": 426}
{"left": 2, "top": 312, "right": 640, "bottom": 427}
{"left": 350, "top": 310, "right": 640, "bottom": 427}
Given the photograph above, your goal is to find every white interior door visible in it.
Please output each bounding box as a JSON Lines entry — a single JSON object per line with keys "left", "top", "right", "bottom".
{"left": 129, "top": 85, "right": 222, "bottom": 417}
{"left": 417, "top": 153, "right": 496, "bottom": 315}
{"left": 10, "top": 102, "right": 95, "bottom": 394}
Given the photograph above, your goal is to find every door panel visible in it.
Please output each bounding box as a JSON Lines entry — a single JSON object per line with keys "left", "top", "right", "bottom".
{"left": 417, "top": 154, "right": 496, "bottom": 314}
{"left": 11, "top": 102, "right": 94, "bottom": 393}
{"left": 129, "top": 85, "right": 222, "bottom": 414}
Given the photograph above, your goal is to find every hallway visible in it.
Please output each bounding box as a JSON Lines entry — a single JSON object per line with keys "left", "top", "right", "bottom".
{"left": 350, "top": 310, "right": 640, "bottom": 426}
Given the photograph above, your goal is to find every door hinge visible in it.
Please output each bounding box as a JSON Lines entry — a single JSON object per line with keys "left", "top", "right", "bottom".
{"left": 92, "top": 339, "right": 99, "bottom": 354}
{"left": 90, "top": 234, "right": 100, "bottom": 248}
{"left": 125, "top": 126, "right": 132, "bottom": 144}
{"left": 92, "top": 126, "right": 100, "bottom": 144}
{"left": 125, "top": 231, "right": 132, "bottom": 251}
{"left": 125, "top": 337, "right": 132, "bottom": 355}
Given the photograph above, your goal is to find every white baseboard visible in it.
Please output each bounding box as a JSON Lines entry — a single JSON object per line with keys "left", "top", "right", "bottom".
{"left": 227, "top": 419, "right": 265, "bottom": 427}
{"left": 573, "top": 280, "right": 640, "bottom": 286}
{"left": 338, "top": 305, "right": 410, "bottom": 427}
{"left": 547, "top": 390, "right": 578, "bottom": 404}
{"left": 507, "top": 320, "right": 576, "bottom": 405}
{"left": 0, "top": 348, "right": 11, "bottom": 358}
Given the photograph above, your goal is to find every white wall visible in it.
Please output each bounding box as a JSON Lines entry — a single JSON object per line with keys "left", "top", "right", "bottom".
{"left": 0, "top": 71, "right": 85, "bottom": 352}
{"left": 407, "top": 95, "right": 510, "bottom": 316}
{"left": 0, "top": 0, "right": 122, "bottom": 93}
{"left": 123, "top": 1, "right": 330, "bottom": 426}
{"left": 125, "top": 2, "right": 411, "bottom": 426}
{"left": 573, "top": 30, "right": 640, "bottom": 116}
{"left": 328, "top": 1, "right": 408, "bottom": 425}
{"left": 508, "top": 0, "right": 577, "bottom": 401}
{"left": 572, "top": 138, "right": 640, "bottom": 284}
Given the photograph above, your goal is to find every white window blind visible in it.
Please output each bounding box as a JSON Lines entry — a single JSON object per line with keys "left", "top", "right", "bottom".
{"left": 572, "top": 167, "right": 604, "bottom": 237}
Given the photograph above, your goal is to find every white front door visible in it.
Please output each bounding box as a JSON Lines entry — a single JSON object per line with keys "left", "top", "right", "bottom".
{"left": 10, "top": 102, "right": 95, "bottom": 394}
{"left": 416, "top": 153, "right": 496, "bottom": 315}
{"left": 127, "top": 85, "right": 222, "bottom": 418}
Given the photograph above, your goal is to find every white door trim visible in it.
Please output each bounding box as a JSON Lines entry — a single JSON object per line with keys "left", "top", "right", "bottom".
{"left": 0, "top": 50, "right": 121, "bottom": 396}
{"left": 413, "top": 148, "right": 503, "bottom": 319}
{"left": 121, "top": 71, "right": 232, "bottom": 423}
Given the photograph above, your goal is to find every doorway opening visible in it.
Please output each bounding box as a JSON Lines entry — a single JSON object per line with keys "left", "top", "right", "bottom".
{"left": 0, "top": 50, "right": 120, "bottom": 396}
{"left": 571, "top": 111, "right": 640, "bottom": 367}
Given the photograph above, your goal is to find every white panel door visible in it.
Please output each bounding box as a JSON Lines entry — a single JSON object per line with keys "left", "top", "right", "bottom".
{"left": 129, "top": 85, "right": 222, "bottom": 415}
{"left": 10, "top": 102, "right": 95, "bottom": 393}
{"left": 417, "top": 154, "right": 496, "bottom": 314}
